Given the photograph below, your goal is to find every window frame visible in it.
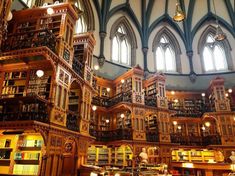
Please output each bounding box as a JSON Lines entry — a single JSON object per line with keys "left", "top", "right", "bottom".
{"left": 152, "top": 27, "right": 182, "bottom": 73}
{"left": 198, "top": 25, "right": 232, "bottom": 73}
{"left": 110, "top": 16, "right": 137, "bottom": 67}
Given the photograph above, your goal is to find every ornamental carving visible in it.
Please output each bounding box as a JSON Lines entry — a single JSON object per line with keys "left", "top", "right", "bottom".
{"left": 64, "top": 142, "right": 73, "bottom": 153}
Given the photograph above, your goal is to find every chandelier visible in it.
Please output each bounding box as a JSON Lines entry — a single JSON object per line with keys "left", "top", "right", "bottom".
{"left": 212, "top": 0, "right": 226, "bottom": 41}
{"left": 173, "top": 0, "right": 185, "bottom": 22}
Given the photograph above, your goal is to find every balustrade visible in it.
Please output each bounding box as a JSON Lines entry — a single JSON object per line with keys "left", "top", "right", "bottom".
{"left": 2, "top": 29, "right": 56, "bottom": 52}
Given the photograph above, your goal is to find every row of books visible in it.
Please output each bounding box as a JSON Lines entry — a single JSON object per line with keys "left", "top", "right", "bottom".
{"left": 0, "top": 139, "right": 11, "bottom": 148}
{"left": 18, "top": 140, "right": 43, "bottom": 148}
{"left": 14, "top": 152, "right": 40, "bottom": 160}
{"left": 4, "top": 72, "right": 27, "bottom": 80}
{"left": 13, "top": 164, "right": 39, "bottom": 175}
{"left": 22, "top": 104, "right": 45, "bottom": 112}
{"left": 2, "top": 86, "right": 25, "bottom": 95}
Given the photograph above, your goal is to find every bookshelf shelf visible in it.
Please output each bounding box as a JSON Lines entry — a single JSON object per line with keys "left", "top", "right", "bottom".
{"left": 14, "top": 160, "right": 39, "bottom": 165}
{"left": 17, "top": 147, "right": 41, "bottom": 151}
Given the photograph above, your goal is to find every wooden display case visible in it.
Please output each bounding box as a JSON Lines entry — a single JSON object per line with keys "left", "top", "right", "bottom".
{"left": 0, "top": 133, "right": 44, "bottom": 175}
{"left": 86, "top": 145, "right": 133, "bottom": 167}
{"left": 171, "top": 149, "right": 217, "bottom": 163}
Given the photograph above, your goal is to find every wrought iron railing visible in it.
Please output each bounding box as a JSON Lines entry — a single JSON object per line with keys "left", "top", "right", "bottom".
{"left": 0, "top": 96, "right": 49, "bottom": 123}
{"left": 2, "top": 29, "right": 56, "bottom": 52}
{"left": 145, "top": 96, "right": 157, "bottom": 107}
{"left": 66, "top": 111, "right": 80, "bottom": 132}
{"left": 146, "top": 130, "right": 159, "bottom": 142}
{"left": 92, "top": 91, "right": 132, "bottom": 108}
{"left": 90, "top": 128, "right": 133, "bottom": 142}
{"left": 72, "top": 59, "right": 84, "bottom": 78}
{"left": 170, "top": 133, "right": 221, "bottom": 146}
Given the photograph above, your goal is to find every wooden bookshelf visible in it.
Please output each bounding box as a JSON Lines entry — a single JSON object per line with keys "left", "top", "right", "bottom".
{"left": 87, "top": 146, "right": 97, "bottom": 165}
{"left": 97, "top": 147, "right": 109, "bottom": 166}
{"left": 13, "top": 134, "right": 43, "bottom": 175}
{"left": 86, "top": 145, "right": 133, "bottom": 167}
{"left": 1, "top": 71, "right": 27, "bottom": 98}
{"left": 171, "top": 149, "right": 216, "bottom": 163}
{"left": 27, "top": 70, "right": 51, "bottom": 99}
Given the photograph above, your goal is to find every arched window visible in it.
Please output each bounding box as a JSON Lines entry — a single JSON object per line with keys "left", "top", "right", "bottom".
{"left": 155, "top": 36, "right": 176, "bottom": 72}
{"left": 110, "top": 17, "right": 137, "bottom": 66}
{"left": 111, "top": 25, "right": 130, "bottom": 65}
{"left": 153, "top": 28, "right": 181, "bottom": 73}
{"left": 202, "top": 35, "right": 228, "bottom": 72}
{"left": 74, "top": 0, "right": 87, "bottom": 34}
{"left": 198, "top": 26, "right": 232, "bottom": 73}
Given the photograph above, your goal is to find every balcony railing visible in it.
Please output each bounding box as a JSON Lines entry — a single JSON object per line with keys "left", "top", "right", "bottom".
{"left": 202, "top": 134, "right": 221, "bottom": 145}
{"left": 2, "top": 29, "right": 56, "bottom": 52}
{"left": 145, "top": 96, "right": 157, "bottom": 107}
{"left": 90, "top": 128, "right": 133, "bottom": 142}
{"left": 146, "top": 130, "right": 159, "bottom": 142}
{"left": 66, "top": 111, "right": 80, "bottom": 132}
{"left": 170, "top": 133, "right": 221, "bottom": 146}
{"left": 72, "top": 59, "right": 84, "bottom": 78}
{"left": 0, "top": 96, "right": 49, "bottom": 123}
{"left": 92, "top": 91, "right": 132, "bottom": 108}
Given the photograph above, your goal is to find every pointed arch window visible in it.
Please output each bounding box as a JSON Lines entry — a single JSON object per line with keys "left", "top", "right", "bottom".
{"left": 111, "top": 25, "right": 131, "bottom": 65}
{"left": 202, "top": 34, "right": 228, "bottom": 72}
{"left": 155, "top": 35, "right": 176, "bottom": 72}
{"left": 199, "top": 26, "right": 233, "bottom": 73}
{"left": 110, "top": 17, "right": 137, "bottom": 67}
{"left": 74, "top": 0, "right": 87, "bottom": 34}
{"left": 152, "top": 28, "right": 182, "bottom": 73}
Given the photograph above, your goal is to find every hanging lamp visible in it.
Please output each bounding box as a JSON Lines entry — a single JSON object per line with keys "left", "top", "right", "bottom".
{"left": 173, "top": 0, "right": 185, "bottom": 22}
{"left": 212, "top": 0, "right": 226, "bottom": 41}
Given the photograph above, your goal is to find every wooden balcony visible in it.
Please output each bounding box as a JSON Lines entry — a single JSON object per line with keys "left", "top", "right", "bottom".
{"left": 92, "top": 91, "right": 132, "bottom": 108}
{"left": 145, "top": 96, "right": 157, "bottom": 107}
{"left": 170, "top": 133, "right": 221, "bottom": 146}
{"left": 0, "top": 95, "right": 50, "bottom": 123}
{"left": 66, "top": 111, "right": 80, "bottom": 132}
{"left": 90, "top": 128, "right": 133, "bottom": 142}
{"left": 2, "top": 29, "right": 56, "bottom": 53}
{"left": 146, "top": 130, "right": 159, "bottom": 142}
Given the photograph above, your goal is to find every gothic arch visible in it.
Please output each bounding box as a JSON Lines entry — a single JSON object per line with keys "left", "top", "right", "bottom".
{"left": 80, "top": 0, "right": 94, "bottom": 31}
{"left": 110, "top": 16, "right": 137, "bottom": 66}
{"left": 197, "top": 25, "right": 233, "bottom": 72}
{"left": 152, "top": 27, "right": 182, "bottom": 73}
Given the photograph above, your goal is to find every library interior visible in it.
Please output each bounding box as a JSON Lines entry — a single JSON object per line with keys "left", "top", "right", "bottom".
{"left": 1, "top": 0, "right": 235, "bottom": 175}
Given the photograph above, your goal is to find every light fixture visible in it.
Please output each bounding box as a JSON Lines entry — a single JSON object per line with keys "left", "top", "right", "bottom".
{"left": 233, "top": 116, "right": 235, "bottom": 121}
{"left": 174, "top": 99, "right": 179, "bottom": 103}
{"left": 106, "top": 87, "right": 110, "bottom": 92}
{"left": 120, "top": 113, "right": 125, "bottom": 118}
{"left": 92, "top": 105, "right": 97, "bottom": 111}
{"left": 47, "top": 7, "right": 54, "bottom": 15}
{"left": 173, "top": 121, "right": 177, "bottom": 125}
{"left": 94, "top": 65, "right": 99, "bottom": 70}
{"left": 7, "top": 11, "right": 13, "bottom": 21}
{"left": 36, "top": 70, "right": 44, "bottom": 78}
{"left": 105, "top": 119, "right": 109, "bottom": 123}
{"left": 121, "top": 79, "right": 125, "bottom": 84}
{"left": 177, "top": 125, "right": 182, "bottom": 130}
{"left": 173, "top": 0, "right": 185, "bottom": 22}
{"left": 228, "top": 89, "right": 233, "bottom": 93}
{"left": 212, "top": 0, "right": 226, "bottom": 41}
{"left": 171, "top": 91, "right": 175, "bottom": 95}
{"left": 205, "top": 121, "right": 211, "bottom": 127}
{"left": 201, "top": 93, "right": 205, "bottom": 97}
{"left": 225, "top": 93, "right": 229, "bottom": 97}
{"left": 201, "top": 126, "right": 206, "bottom": 131}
